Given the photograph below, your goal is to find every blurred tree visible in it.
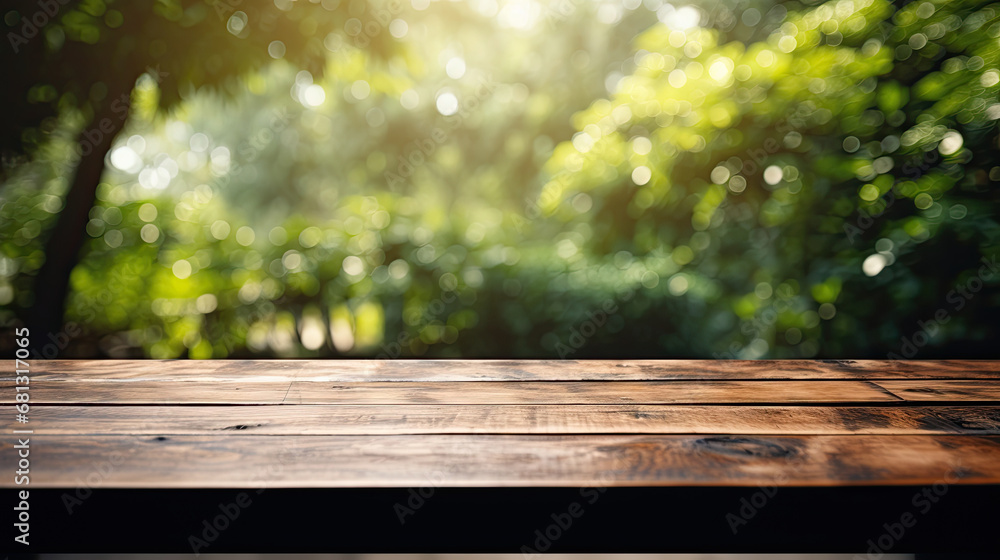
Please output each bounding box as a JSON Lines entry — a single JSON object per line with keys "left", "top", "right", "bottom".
{"left": 2, "top": 0, "right": 999, "bottom": 360}
{"left": 538, "top": 0, "right": 1000, "bottom": 358}
{"left": 0, "top": 0, "right": 394, "bottom": 346}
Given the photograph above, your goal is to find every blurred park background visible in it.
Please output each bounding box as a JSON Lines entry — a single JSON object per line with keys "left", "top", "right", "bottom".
{"left": 1, "top": 0, "right": 999, "bottom": 359}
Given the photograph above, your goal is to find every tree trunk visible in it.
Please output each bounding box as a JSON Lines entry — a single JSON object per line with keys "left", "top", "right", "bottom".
{"left": 27, "top": 83, "right": 133, "bottom": 356}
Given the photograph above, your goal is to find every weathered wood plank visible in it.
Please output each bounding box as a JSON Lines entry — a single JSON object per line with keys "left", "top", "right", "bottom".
{"left": 877, "top": 380, "right": 1000, "bottom": 402}
{"left": 0, "top": 380, "right": 292, "bottom": 404}
{"left": 17, "top": 359, "right": 1000, "bottom": 382}
{"left": 20, "top": 378, "right": 999, "bottom": 406}
{"left": 283, "top": 380, "right": 906, "bottom": 405}
{"left": 8, "top": 404, "right": 996, "bottom": 435}
{"left": 5, "top": 434, "right": 995, "bottom": 488}
{"left": 5, "top": 380, "right": 902, "bottom": 404}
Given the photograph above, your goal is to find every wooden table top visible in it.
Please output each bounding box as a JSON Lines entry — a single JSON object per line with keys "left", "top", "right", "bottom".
{"left": 4, "top": 359, "right": 1000, "bottom": 489}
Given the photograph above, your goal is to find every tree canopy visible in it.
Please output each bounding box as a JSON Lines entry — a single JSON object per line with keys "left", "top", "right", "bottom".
{"left": 2, "top": 0, "right": 999, "bottom": 359}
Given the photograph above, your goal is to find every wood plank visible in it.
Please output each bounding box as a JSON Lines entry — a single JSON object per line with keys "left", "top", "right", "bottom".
{"left": 284, "top": 380, "right": 904, "bottom": 405}
{"left": 0, "top": 380, "right": 292, "bottom": 404}
{"left": 5, "top": 380, "right": 901, "bottom": 404}
{"left": 5, "top": 434, "right": 997, "bottom": 488}
{"left": 877, "top": 380, "right": 1000, "bottom": 402}
{"left": 23, "top": 379, "right": 999, "bottom": 406}
{"left": 8, "top": 405, "right": 997, "bottom": 435}
{"left": 17, "top": 359, "right": 1000, "bottom": 382}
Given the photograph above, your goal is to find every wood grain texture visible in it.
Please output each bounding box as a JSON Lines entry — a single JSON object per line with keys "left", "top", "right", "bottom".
{"left": 10, "top": 360, "right": 1000, "bottom": 491}
{"left": 877, "top": 380, "right": 1000, "bottom": 401}
{"left": 4, "top": 380, "right": 905, "bottom": 404}
{"left": 5, "top": 434, "right": 996, "bottom": 488}
{"left": 1, "top": 380, "right": 291, "bottom": 403}
{"left": 7, "top": 405, "right": 996, "bottom": 435}
{"left": 17, "top": 359, "right": 1000, "bottom": 382}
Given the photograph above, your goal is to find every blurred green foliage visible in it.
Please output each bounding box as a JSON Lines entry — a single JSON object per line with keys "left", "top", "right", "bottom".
{"left": 2, "top": 0, "right": 1000, "bottom": 358}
